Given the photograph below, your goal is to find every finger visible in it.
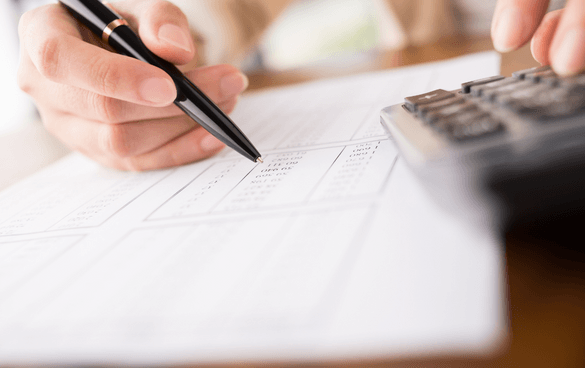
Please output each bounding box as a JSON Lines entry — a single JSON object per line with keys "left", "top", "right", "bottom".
{"left": 30, "top": 64, "right": 247, "bottom": 124}
{"left": 183, "top": 65, "right": 249, "bottom": 106}
{"left": 42, "top": 111, "right": 205, "bottom": 158}
{"left": 108, "top": 0, "right": 195, "bottom": 65}
{"left": 101, "top": 129, "right": 225, "bottom": 171}
{"left": 218, "top": 96, "right": 239, "bottom": 116}
{"left": 531, "top": 9, "right": 563, "bottom": 65}
{"left": 549, "top": 0, "right": 585, "bottom": 75}
{"left": 491, "top": 0, "right": 550, "bottom": 52}
{"left": 21, "top": 4, "right": 176, "bottom": 107}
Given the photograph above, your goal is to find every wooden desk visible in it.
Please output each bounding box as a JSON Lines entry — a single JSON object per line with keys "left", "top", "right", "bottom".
{"left": 241, "top": 36, "right": 585, "bottom": 368}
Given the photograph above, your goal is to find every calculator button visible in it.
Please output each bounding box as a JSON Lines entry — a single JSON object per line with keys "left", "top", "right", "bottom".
{"left": 484, "top": 80, "right": 535, "bottom": 102}
{"left": 498, "top": 84, "right": 550, "bottom": 107}
{"left": 470, "top": 77, "right": 518, "bottom": 97}
{"left": 449, "top": 114, "right": 505, "bottom": 142}
{"left": 418, "top": 96, "right": 465, "bottom": 116}
{"left": 509, "top": 86, "right": 585, "bottom": 120}
{"left": 430, "top": 119, "right": 453, "bottom": 134}
{"left": 447, "top": 110, "right": 489, "bottom": 129}
{"left": 559, "top": 74, "right": 585, "bottom": 88}
{"left": 506, "top": 95, "right": 548, "bottom": 114}
{"left": 536, "top": 86, "right": 585, "bottom": 120}
{"left": 404, "top": 89, "right": 455, "bottom": 112}
{"left": 512, "top": 65, "right": 551, "bottom": 79}
{"left": 525, "top": 69, "right": 558, "bottom": 84}
{"left": 424, "top": 101, "right": 476, "bottom": 124}
{"left": 461, "top": 75, "right": 505, "bottom": 93}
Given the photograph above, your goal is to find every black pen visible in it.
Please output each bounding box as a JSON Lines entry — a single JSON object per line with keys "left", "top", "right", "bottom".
{"left": 59, "top": 0, "right": 263, "bottom": 163}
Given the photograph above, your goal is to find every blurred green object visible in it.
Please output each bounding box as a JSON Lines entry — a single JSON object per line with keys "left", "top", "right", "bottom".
{"left": 259, "top": 0, "right": 403, "bottom": 70}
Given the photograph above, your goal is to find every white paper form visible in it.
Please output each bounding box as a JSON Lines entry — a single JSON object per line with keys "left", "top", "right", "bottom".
{"left": 0, "top": 52, "right": 505, "bottom": 365}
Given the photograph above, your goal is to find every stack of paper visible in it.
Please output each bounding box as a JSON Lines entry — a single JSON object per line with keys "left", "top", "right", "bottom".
{"left": 0, "top": 52, "right": 504, "bottom": 365}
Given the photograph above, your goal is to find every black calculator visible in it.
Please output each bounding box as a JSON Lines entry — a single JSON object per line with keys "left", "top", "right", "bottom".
{"left": 380, "top": 66, "right": 585, "bottom": 231}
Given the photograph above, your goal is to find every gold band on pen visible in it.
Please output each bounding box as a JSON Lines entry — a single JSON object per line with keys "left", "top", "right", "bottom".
{"left": 102, "top": 19, "right": 128, "bottom": 43}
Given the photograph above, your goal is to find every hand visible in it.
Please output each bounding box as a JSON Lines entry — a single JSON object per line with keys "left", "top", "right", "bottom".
{"left": 17, "top": 0, "right": 248, "bottom": 171}
{"left": 491, "top": 0, "right": 585, "bottom": 76}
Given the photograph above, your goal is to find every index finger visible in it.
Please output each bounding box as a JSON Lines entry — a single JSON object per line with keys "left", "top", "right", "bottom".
{"left": 20, "top": 4, "right": 176, "bottom": 107}
{"left": 549, "top": 0, "right": 585, "bottom": 75}
{"left": 491, "top": 0, "right": 551, "bottom": 52}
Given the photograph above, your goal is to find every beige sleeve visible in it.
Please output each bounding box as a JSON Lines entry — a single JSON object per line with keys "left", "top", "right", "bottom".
{"left": 171, "top": 0, "right": 293, "bottom": 66}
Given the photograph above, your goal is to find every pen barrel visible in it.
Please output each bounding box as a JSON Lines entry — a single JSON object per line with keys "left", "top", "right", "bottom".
{"left": 59, "top": 0, "right": 121, "bottom": 36}
{"left": 107, "top": 27, "right": 260, "bottom": 161}
{"left": 59, "top": 0, "right": 261, "bottom": 162}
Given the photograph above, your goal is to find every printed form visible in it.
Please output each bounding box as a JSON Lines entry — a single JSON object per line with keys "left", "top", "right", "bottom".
{"left": 0, "top": 53, "right": 505, "bottom": 365}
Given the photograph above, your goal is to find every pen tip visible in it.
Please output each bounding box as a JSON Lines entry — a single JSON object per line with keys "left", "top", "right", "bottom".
{"left": 256, "top": 157, "right": 264, "bottom": 164}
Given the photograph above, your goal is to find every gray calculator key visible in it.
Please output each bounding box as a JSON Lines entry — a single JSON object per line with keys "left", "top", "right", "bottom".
{"left": 507, "top": 85, "right": 585, "bottom": 119}
{"left": 507, "top": 93, "right": 551, "bottom": 113}
{"left": 535, "top": 86, "right": 585, "bottom": 120}
{"left": 525, "top": 69, "right": 558, "bottom": 84}
{"left": 461, "top": 75, "right": 505, "bottom": 93}
{"left": 512, "top": 65, "right": 551, "bottom": 79}
{"left": 560, "top": 74, "right": 585, "bottom": 88}
{"left": 424, "top": 101, "right": 476, "bottom": 124}
{"left": 404, "top": 89, "right": 455, "bottom": 112}
{"left": 449, "top": 114, "right": 504, "bottom": 141}
{"left": 449, "top": 110, "right": 489, "bottom": 127}
{"left": 498, "top": 84, "right": 550, "bottom": 107}
{"left": 484, "top": 80, "right": 534, "bottom": 102}
{"left": 418, "top": 96, "right": 464, "bottom": 116}
{"left": 431, "top": 119, "right": 453, "bottom": 134}
{"left": 470, "top": 77, "right": 518, "bottom": 97}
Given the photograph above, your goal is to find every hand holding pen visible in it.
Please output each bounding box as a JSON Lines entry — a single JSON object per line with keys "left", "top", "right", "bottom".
{"left": 17, "top": 0, "right": 253, "bottom": 170}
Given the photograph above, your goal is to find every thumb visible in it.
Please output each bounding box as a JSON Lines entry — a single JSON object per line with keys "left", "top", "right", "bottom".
{"left": 109, "top": 0, "right": 196, "bottom": 65}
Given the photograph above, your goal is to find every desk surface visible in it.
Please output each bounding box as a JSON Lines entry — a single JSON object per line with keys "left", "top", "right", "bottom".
{"left": 241, "top": 37, "right": 585, "bottom": 368}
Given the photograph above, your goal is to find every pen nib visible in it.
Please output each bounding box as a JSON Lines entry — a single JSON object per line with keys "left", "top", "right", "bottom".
{"left": 256, "top": 157, "right": 264, "bottom": 164}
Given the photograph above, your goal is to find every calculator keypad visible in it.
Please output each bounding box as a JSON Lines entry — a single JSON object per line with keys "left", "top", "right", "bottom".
{"left": 402, "top": 66, "right": 585, "bottom": 142}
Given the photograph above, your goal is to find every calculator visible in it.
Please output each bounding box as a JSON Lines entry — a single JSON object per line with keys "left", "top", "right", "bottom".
{"left": 380, "top": 66, "right": 585, "bottom": 231}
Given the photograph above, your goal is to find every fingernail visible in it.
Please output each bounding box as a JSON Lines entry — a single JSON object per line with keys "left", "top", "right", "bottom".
{"left": 139, "top": 77, "right": 176, "bottom": 104}
{"left": 220, "top": 73, "right": 249, "bottom": 98}
{"left": 200, "top": 134, "right": 225, "bottom": 152}
{"left": 493, "top": 7, "right": 525, "bottom": 53}
{"left": 158, "top": 23, "right": 193, "bottom": 53}
{"left": 552, "top": 29, "right": 585, "bottom": 76}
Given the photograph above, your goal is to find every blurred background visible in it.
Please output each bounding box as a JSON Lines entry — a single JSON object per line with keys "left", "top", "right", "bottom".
{"left": 0, "top": 0, "right": 565, "bottom": 135}
{"left": 0, "top": 0, "right": 33, "bottom": 135}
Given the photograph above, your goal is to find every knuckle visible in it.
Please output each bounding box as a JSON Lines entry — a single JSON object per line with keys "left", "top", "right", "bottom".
{"left": 17, "top": 66, "right": 33, "bottom": 94}
{"left": 37, "top": 111, "right": 64, "bottom": 141}
{"left": 91, "top": 93, "right": 123, "bottom": 124}
{"left": 167, "top": 147, "right": 183, "bottom": 167}
{"left": 90, "top": 58, "right": 122, "bottom": 97}
{"left": 99, "top": 124, "right": 134, "bottom": 158}
{"left": 35, "top": 36, "right": 62, "bottom": 79}
{"left": 39, "top": 113, "right": 56, "bottom": 132}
